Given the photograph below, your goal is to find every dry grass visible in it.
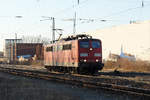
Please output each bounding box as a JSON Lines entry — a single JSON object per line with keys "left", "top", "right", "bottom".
{"left": 31, "top": 60, "right": 44, "bottom": 66}
{"left": 104, "top": 59, "right": 150, "bottom": 72}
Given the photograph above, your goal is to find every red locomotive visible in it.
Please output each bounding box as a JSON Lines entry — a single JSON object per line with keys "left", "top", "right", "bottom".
{"left": 44, "top": 34, "right": 104, "bottom": 74}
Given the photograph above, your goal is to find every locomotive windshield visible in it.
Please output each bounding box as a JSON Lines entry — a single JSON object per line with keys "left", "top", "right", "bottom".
{"left": 80, "top": 41, "right": 89, "bottom": 48}
{"left": 92, "top": 41, "right": 100, "bottom": 48}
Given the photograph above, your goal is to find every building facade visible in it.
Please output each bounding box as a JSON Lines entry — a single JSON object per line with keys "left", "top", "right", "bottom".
{"left": 86, "top": 20, "right": 150, "bottom": 61}
{"left": 4, "top": 39, "right": 22, "bottom": 62}
{"left": 4, "top": 39, "right": 43, "bottom": 63}
{"left": 15, "top": 43, "right": 43, "bottom": 61}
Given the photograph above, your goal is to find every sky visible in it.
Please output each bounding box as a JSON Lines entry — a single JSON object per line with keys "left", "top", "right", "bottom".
{"left": 0, "top": 0, "right": 150, "bottom": 60}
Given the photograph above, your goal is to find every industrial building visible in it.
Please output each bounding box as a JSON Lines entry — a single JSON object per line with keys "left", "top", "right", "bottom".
{"left": 120, "top": 46, "right": 136, "bottom": 61}
{"left": 4, "top": 39, "right": 43, "bottom": 63}
{"left": 108, "top": 46, "right": 136, "bottom": 62}
{"left": 15, "top": 43, "right": 43, "bottom": 61}
{"left": 4, "top": 39, "right": 22, "bottom": 63}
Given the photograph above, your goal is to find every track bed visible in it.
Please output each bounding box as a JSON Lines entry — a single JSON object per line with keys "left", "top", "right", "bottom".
{"left": 0, "top": 64, "right": 150, "bottom": 98}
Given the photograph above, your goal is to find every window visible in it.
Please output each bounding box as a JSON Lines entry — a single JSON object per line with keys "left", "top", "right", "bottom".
{"left": 80, "top": 41, "right": 89, "bottom": 48}
{"left": 63, "top": 44, "right": 72, "bottom": 50}
{"left": 46, "top": 46, "right": 53, "bottom": 52}
{"left": 92, "top": 41, "right": 100, "bottom": 48}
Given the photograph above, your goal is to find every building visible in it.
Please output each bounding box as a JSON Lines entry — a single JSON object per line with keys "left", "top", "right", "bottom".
{"left": 108, "top": 46, "right": 136, "bottom": 62}
{"left": 4, "top": 39, "right": 43, "bottom": 63}
{"left": 15, "top": 43, "right": 43, "bottom": 61}
{"left": 108, "top": 52, "right": 120, "bottom": 62}
{"left": 86, "top": 20, "right": 150, "bottom": 61}
{"left": 120, "top": 45, "right": 136, "bottom": 61}
{"left": 4, "top": 39, "right": 22, "bottom": 62}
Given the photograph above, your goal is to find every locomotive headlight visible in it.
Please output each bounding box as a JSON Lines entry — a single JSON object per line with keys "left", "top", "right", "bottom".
{"left": 94, "top": 53, "right": 101, "bottom": 57}
{"left": 96, "top": 59, "right": 99, "bottom": 62}
{"left": 80, "top": 53, "right": 88, "bottom": 57}
{"left": 90, "top": 48, "right": 93, "bottom": 51}
{"left": 84, "top": 59, "right": 87, "bottom": 62}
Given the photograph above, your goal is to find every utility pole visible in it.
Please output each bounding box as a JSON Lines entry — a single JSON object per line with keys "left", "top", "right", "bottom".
{"left": 40, "top": 17, "right": 56, "bottom": 43}
{"left": 14, "top": 33, "right": 17, "bottom": 61}
{"left": 52, "top": 17, "right": 55, "bottom": 42}
{"left": 142, "top": 0, "right": 144, "bottom": 7}
{"left": 63, "top": 12, "right": 77, "bottom": 34}
{"left": 15, "top": 33, "right": 17, "bottom": 41}
{"left": 73, "top": 12, "right": 76, "bottom": 34}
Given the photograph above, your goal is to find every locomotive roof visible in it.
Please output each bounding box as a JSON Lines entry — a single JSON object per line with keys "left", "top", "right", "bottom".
{"left": 61, "top": 34, "right": 92, "bottom": 41}
{"left": 47, "top": 34, "right": 100, "bottom": 45}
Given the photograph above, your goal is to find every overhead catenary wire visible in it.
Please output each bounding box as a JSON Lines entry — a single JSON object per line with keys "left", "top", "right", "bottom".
{"left": 1, "top": 1, "right": 150, "bottom": 24}
{"left": 76, "top": 1, "right": 150, "bottom": 24}
{"left": 2, "top": 0, "right": 148, "bottom": 35}
{"left": 98, "top": 1, "right": 150, "bottom": 20}
{"left": 53, "top": 0, "right": 150, "bottom": 26}
{"left": 53, "top": 0, "right": 150, "bottom": 21}
{"left": 52, "top": 0, "right": 90, "bottom": 16}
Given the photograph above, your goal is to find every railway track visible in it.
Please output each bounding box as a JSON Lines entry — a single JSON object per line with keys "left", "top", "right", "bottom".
{"left": 0, "top": 65, "right": 150, "bottom": 98}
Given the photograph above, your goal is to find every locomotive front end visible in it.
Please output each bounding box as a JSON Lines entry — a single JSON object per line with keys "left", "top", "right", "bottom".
{"left": 78, "top": 39, "right": 104, "bottom": 74}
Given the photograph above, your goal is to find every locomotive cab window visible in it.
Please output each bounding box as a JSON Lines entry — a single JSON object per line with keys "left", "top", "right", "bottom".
{"left": 92, "top": 41, "right": 100, "bottom": 48}
{"left": 80, "top": 41, "right": 89, "bottom": 48}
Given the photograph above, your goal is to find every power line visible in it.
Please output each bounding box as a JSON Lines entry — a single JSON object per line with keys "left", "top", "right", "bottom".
{"left": 53, "top": 0, "right": 150, "bottom": 26}
{"left": 62, "top": 1, "right": 149, "bottom": 25}
{"left": 53, "top": 0, "right": 90, "bottom": 16}
{"left": 98, "top": 2, "right": 150, "bottom": 20}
